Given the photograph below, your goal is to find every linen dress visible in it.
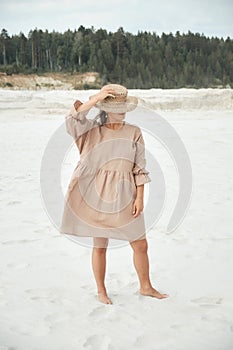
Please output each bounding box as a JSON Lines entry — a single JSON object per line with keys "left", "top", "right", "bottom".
{"left": 60, "top": 103, "right": 151, "bottom": 244}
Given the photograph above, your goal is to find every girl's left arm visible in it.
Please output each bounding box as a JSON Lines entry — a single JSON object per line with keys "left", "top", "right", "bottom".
{"left": 132, "top": 132, "right": 151, "bottom": 218}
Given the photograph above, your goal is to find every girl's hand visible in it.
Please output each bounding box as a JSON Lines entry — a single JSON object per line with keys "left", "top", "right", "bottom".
{"left": 74, "top": 86, "right": 116, "bottom": 113}
{"left": 74, "top": 99, "right": 83, "bottom": 111}
{"left": 132, "top": 197, "right": 144, "bottom": 218}
{"left": 91, "top": 86, "right": 116, "bottom": 103}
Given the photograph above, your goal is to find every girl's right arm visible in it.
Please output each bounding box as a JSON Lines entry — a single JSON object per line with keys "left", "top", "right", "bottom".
{"left": 65, "top": 86, "right": 116, "bottom": 143}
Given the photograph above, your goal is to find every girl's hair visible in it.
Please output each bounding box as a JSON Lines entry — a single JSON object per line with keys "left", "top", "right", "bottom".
{"left": 93, "top": 110, "right": 107, "bottom": 126}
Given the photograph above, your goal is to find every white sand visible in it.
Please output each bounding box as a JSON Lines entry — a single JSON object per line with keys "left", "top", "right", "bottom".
{"left": 0, "top": 89, "right": 233, "bottom": 350}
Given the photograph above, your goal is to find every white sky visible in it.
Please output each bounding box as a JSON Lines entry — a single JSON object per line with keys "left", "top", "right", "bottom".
{"left": 0, "top": 0, "right": 232, "bottom": 38}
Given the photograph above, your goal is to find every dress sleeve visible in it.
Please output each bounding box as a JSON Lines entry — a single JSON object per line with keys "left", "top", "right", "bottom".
{"left": 65, "top": 101, "right": 98, "bottom": 153}
{"left": 132, "top": 132, "right": 152, "bottom": 186}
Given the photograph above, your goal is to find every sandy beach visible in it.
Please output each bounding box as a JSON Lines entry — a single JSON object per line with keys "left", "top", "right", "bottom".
{"left": 0, "top": 88, "right": 233, "bottom": 350}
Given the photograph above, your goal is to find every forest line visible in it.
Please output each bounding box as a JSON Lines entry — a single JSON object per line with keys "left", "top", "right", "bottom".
{"left": 0, "top": 26, "right": 232, "bottom": 89}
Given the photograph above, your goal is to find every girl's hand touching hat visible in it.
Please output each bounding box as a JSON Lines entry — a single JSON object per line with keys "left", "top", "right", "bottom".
{"left": 91, "top": 86, "right": 116, "bottom": 103}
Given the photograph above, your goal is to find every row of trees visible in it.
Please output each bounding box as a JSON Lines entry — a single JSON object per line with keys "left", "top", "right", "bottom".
{"left": 0, "top": 26, "right": 233, "bottom": 88}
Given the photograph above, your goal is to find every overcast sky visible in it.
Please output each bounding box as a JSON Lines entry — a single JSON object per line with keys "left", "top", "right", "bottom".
{"left": 1, "top": 0, "right": 232, "bottom": 38}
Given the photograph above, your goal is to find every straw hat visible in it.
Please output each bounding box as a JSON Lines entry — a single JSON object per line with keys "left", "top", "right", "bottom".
{"left": 93, "top": 84, "right": 138, "bottom": 113}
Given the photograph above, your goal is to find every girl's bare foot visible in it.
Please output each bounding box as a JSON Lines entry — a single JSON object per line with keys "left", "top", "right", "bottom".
{"left": 139, "top": 287, "right": 169, "bottom": 299}
{"left": 97, "top": 291, "right": 113, "bottom": 304}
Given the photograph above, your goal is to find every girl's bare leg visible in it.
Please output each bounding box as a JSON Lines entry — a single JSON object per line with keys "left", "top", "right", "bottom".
{"left": 92, "top": 237, "right": 112, "bottom": 304}
{"left": 130, "top": 238, "right": 169, "bottom": 299}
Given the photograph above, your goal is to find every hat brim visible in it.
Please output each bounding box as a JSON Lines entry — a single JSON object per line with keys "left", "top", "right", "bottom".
{"left": 94, "top": 96, "right": 138, "bottom": 113}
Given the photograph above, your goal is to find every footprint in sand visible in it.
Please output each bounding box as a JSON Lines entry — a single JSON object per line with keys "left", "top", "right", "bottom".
{"left": 83, "top": 334, "right": 114, "bottom": 350}
{"left": 88, "top": 306, "right": 105, "bottom": 318}
{"left": 80, "top": 284, "right": 93, "bottom": 292}
{"left": 7, "top": 200, "right": 21, "bottom": 205}
{"left": 190, "top": 296, "right": 223, "bottom": 308}
{"left": 88, "top": 302, "right": 126, "bottom": 323}
{"left": 133, "top": 335, "right": 146, "bottom": 348}
{"left": 24, "top": 288, "right": 61, "bottom": 305}
{"left": 6, "top": 262, "right": 29, "bottom": 269}
{"left": 2, "top": 239, "right": 40, "bottom": 245}
{"left": 170, "top": 324, "right": 183, "bottom": 330}
{"left": 14, "top": 176, "right": 28, "bottom": 179}
{"left": 9, "top": 322, "right": 51, "bottom": 337}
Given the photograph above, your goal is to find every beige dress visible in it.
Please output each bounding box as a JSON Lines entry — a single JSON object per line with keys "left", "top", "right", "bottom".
{"left": 60, "top": 105, "right": 151, "bottom": 244}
